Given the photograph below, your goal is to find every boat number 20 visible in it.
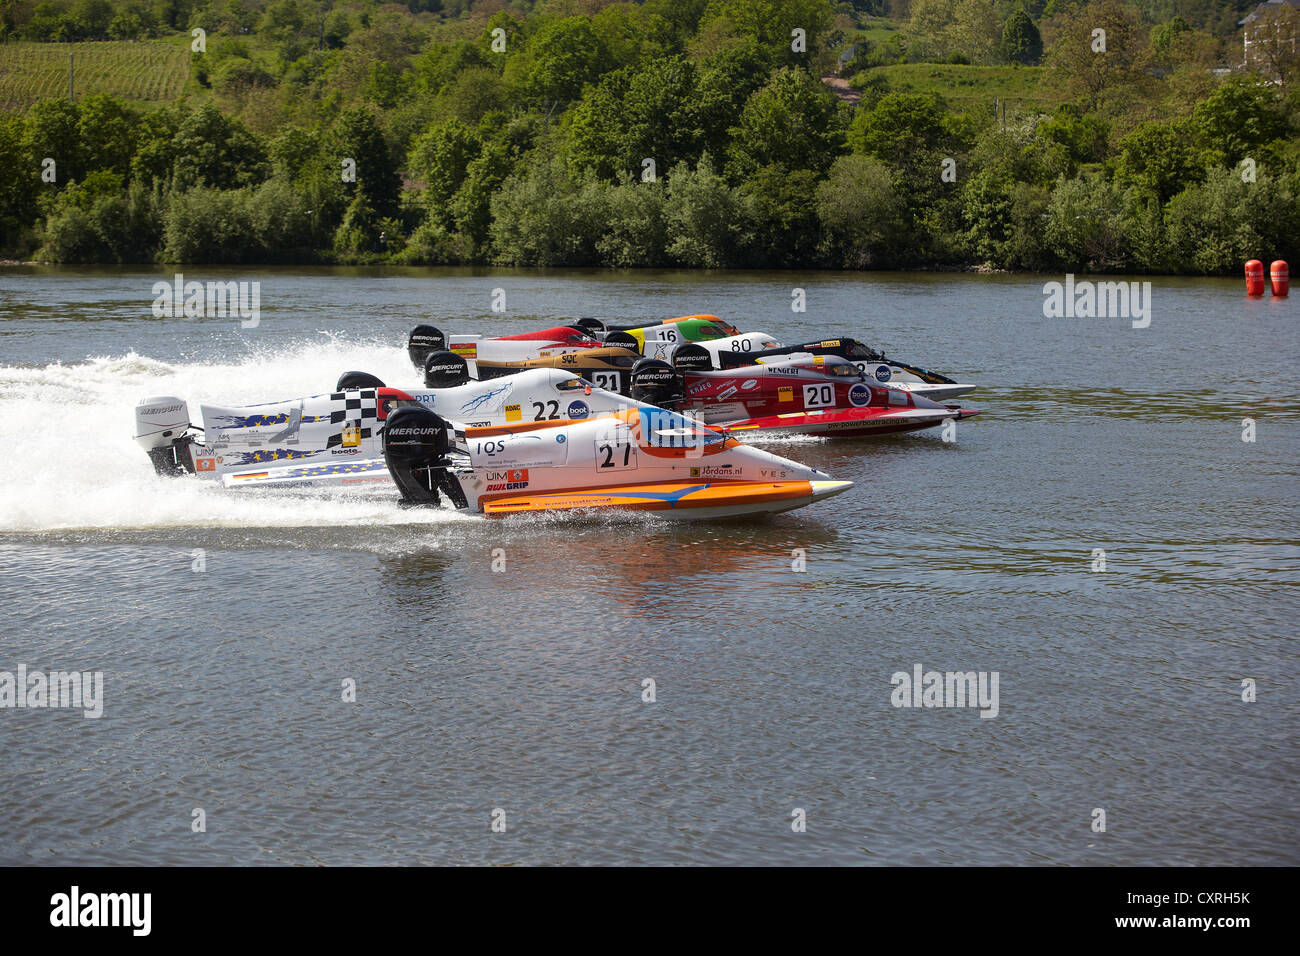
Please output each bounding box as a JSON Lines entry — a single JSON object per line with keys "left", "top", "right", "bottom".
{"left": 803, "top": 384, "right": 835, "bottom": 408}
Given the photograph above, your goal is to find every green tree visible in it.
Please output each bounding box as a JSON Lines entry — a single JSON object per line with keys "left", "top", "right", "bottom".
{"left": 1192, "top": 78, "right": 1290, "bottom": 168}
{"left": 488, "top": 160, "right": 607, "bottom": 266}
{"left": 509, "top": 17, "right": 610, "bottom": 106}
{"left": 1001, "top": 8, "right": 1042, "bottom": 65}
{"left": 21, "top": 99, "right": 83, "bottom": 190}
{"left": 170, "top": 105, "right": 268, "bottom": 190}
{"left": 697, "top": 0, "right": 836, "bottom": 71}
{"left": 329, "top": 107, "right": 401, "bottom": 219}
{"left": 664, "top": 155, "right": 754, "bottom": 267}
{"left": 725, "top": 67, "right": 845, "bottom": 179}
{"left": 816, "top": 153, "right": 904, "bottom": 268}
{"left": 1043, "top": 174, "right": 1130, "bottom": 269}
{"left": 741, "top": 165, "right": 821, "bottom": 265}
{"left": 1113, "top": 120, "right": 1201, "bottom": 203}
{"left": 1164, "top": 167, "right": 1300, "bottom": 274}
{"left": 408, "top": 119, "right": 483, "bottom": 210}
{"left": 597, "top": 178, "right": 670, "bottom": 267}
{"left": 1044, "top": 0, "right": 1145, "bottom": 113}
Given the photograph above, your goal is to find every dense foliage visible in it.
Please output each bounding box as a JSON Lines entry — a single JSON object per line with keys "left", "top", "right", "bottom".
{"left": 1, "top": 0, "right": 1297, "bottom": 272}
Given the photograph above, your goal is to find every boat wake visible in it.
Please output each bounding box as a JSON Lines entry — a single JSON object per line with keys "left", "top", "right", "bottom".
{"left": 0, "top": 338, "right": 473, "bottom": 533}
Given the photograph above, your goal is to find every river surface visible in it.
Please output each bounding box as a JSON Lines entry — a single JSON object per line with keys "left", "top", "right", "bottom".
{"left": 0, "top": 266, "right": 1295, "bottom": 865}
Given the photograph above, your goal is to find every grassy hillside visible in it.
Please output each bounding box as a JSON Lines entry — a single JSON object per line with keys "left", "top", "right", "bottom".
{"left": 0, "top": 40, "right": 189, "bottom": 112}
{"left": 856, "top": 63, "right": 1060, "bottom": 118}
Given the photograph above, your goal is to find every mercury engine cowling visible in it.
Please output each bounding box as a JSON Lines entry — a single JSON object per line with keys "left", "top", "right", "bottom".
{"left": 408, "top": 325, "right": 447, "bottom": 370}
{"left": 423, "top": 350, "right": 471, "bottom": 388}
{"left": 604, "top": 330, "right": 640, "bottom": 352}
{"left": 382, "top": 406, "right": 467, "bottom": 507}
{"left": 629, "top": 358, "right": 684, "bottom": 407}
{"left": 671, "top": 342, "right": 714, "bottom": 371}
{"left": 336, "top": 371, "right": 386, "bottom": 390}
{"left": 134, "top": 396, "right": 197, "bottom": 476}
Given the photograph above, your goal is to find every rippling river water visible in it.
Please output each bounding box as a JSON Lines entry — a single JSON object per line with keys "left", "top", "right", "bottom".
{"left": 0, "top": 266, "right": 1295, "bottom": 865}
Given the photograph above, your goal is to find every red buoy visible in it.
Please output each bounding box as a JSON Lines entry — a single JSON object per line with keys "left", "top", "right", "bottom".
{"left": 1270, "top": 260, "right": 1289, "bottom": 297}
{"left": 1245, "top": 260, "right": 1266, "bottom": 296}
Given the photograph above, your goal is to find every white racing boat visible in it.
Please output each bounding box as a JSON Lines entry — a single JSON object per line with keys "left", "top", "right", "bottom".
{"left": 132, "top": 369, "right": 853, "bottom": 519}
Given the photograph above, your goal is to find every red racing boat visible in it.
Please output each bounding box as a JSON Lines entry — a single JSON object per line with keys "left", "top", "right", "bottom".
{"left": 629, "top": 351, "right": 979, "bottom": 438}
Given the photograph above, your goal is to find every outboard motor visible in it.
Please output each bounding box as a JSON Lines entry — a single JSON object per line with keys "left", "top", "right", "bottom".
{"left": 336, "top": 371, "right": 386, "bottom": 390}
{"left": 408, "top": 325, "right": 446, "bottom": 370}
{"left": 604, "top": 330, "right": 640, "bottom": 352}
{"left": 671, "top": 342, "right": 714, "bottom": 372}
{"left": 134, "top": 396, "right": 196, "bottom": 476}
{"left": 629, "top": 359, "right": 684, "bottom": 407}
{"left": 382, "top": 405, "right": 467, "bottom": 507}
{"left": 572, "top": 317, "right": 605, "bottom": 337}
{"left": 423, "top": 350, "right": 471, "bottom": 389}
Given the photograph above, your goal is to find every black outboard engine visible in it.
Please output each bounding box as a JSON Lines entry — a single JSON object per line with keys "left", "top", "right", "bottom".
{"left": 629, "top": 358, "right": 684, "bottom": 407}
{"left": 572, "top": 317, "right": 605, "bottom": 337}
{"left": 670, "top": 342, "right": 714, "bottom": 372}
{"left": 604, "top": 330, "right": 640, "bottom": 352}
{"left": 336, "top": 371, "right": 386, "bottom": 390}
{"left": 382, "top": 406, "right": 467, "bottom": 507}
{"left": 423, "top": 350, "right": 471, "bottom": 388}
{"left": 408, "top": 325, "right": 447, "bottom": 370}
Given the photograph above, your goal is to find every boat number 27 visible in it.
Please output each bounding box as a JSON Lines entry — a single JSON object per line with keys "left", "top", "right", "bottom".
{"left": 595, "top": 438, "right": 637, "bottom": 471}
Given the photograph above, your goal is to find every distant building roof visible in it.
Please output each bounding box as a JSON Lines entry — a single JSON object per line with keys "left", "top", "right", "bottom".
{"left": 1241, "top": 0, "right": 1300, "bottom": 26}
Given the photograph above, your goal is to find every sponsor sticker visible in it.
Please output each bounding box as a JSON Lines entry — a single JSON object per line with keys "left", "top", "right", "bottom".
{"left": 196, "top": 458, "right": 216, "bottom": 472}
{"left": 875, "top": 365, "right": 892, "bottom": 382}
{"left": 689, "top": 465, "right": 736, "bottom": 478}
{"left": 778, "top": 386, "right": 794, "bottom": 402}
{"left": 849, "top": 383, "right": 871, "bottom": 407}
{"left": 819, "top": 340, "right": 841, "bottom": 348}
{"left": 504, "top": 403, "right": 522, "bottom": 422}
{"left": 740, "top": 379, "right": 758, "bottom": 390}
{"left": 567, "top": 400, "right": 590, "bottom": 419}
{"left": 341, "top": 424, "right": 361, "bottom": 447}
{"left": 485, "top": 470, "right": 530, "bottom": 491}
